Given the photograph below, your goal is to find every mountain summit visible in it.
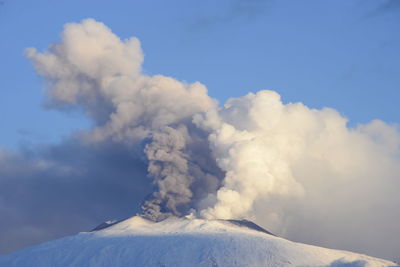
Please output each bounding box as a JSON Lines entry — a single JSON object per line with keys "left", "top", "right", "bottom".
{"left": 0, "top": 216, "right": 395, "bottom": 267}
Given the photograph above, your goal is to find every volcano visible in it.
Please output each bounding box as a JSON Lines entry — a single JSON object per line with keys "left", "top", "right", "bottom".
{"left": 0, "top": 216, "right": 395, "bottom": 267}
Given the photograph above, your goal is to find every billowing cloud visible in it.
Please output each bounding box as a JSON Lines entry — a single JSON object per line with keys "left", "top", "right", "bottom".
{"left": 1, "top": 18, "right": 399, "bottom": 260}
{"left": 195, "top": 90, "right": 400, "bottom": 259}
{"left": 27, "top": 19, "right": 215, "bottom": 142}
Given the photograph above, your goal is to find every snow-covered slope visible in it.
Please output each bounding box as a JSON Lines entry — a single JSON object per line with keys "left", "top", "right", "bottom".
{"left": 0, "top": 216, "right": 395, "bottom": 267}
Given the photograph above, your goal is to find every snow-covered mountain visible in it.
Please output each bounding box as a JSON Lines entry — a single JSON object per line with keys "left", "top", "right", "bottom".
{"left": 0, "top": 216, "right": 396, "bottom": 267}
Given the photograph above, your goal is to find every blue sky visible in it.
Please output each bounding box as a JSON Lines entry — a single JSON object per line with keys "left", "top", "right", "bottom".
{"left": 1, "top": 1, "right": 400, "bottom": 260}
{"left": 1, "top": 0, "right": 399, "bottom": 149}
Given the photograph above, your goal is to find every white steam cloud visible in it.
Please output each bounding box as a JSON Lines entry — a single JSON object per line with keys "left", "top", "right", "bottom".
{"left": 27, "top": 19, "right": 400, "bottom": 258}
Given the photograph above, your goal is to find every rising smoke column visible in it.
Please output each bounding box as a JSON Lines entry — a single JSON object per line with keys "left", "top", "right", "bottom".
{"left": 27, "top": 18, "right": 400, "bottom": 258}
{"left": 26, "top": 19, "right": 221, "bottom": 220}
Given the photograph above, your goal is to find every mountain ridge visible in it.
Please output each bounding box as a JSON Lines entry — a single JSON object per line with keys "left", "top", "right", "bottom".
{"left": 0, "top": 216, "right": 396, "bottom": 267}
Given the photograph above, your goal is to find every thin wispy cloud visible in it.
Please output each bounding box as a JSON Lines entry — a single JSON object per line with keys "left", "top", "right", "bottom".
{"left": 363, "top": 0, "right": 400, "bottom": 18}
{"left": 190, "top": 0, "right": 271, "bottom": 32}
{"left": 377, "top": 0, "right": 400, "bottom": 12}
